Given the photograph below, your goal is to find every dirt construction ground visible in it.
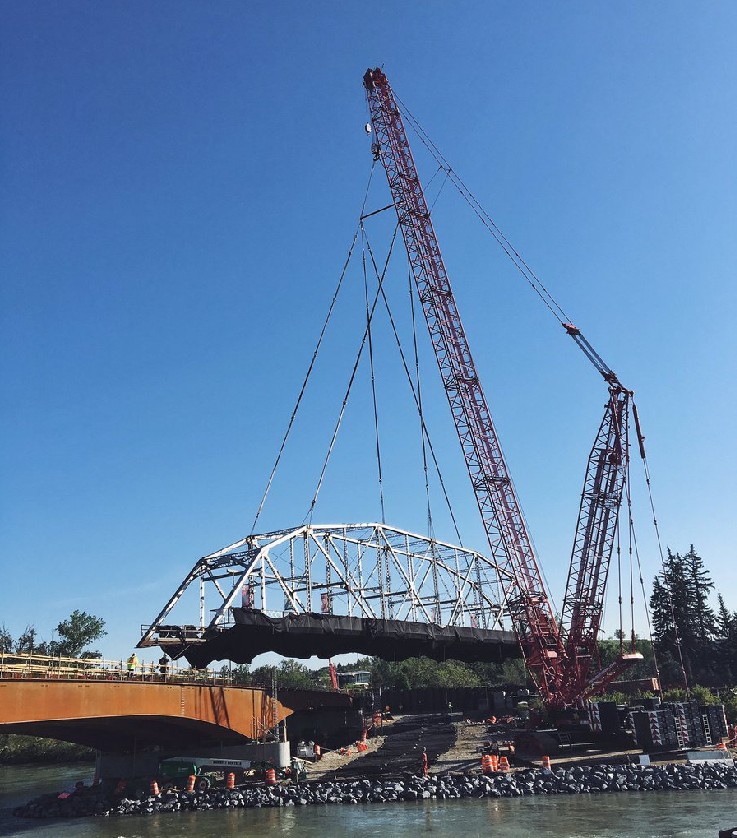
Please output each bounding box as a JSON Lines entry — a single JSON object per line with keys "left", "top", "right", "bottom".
{"left": 303, "top": 714, "right": 666, "bottom": 781}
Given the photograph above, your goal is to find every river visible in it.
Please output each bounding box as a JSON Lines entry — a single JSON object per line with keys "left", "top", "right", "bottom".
{"left": 0, "top": 762, "right": 735, "bottom": 837}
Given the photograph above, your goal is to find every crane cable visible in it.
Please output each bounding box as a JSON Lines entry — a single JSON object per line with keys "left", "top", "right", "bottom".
{"left": 250, "top": 162, "right": 377, "bottom": 533}
{"left": 409, "top": 263, "right": 434, "bottom": 539}
{"left": 304, "top": 225, "right": 400, "bottom": 522}
{"left": 395, "top": 93, "right": 683, "bottom": 672}
{"left": 393, "top": 91, "right": 572, "bottom": 326}
{"left": 362, "top": 228, "right": 465, "bottom": 546}
{"left": 394, "top": 93, "right": 626, "bottom": 390}
{"left": 361, "top": 230, "right": 386, "bottom": 525}
{"left": 632, "top": 398, "right": 690, "bottom": 693}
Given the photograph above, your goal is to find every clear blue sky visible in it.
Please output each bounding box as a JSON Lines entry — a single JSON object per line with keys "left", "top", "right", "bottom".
{"left": 2, "top": 2, "right": 735, "bottom": 664}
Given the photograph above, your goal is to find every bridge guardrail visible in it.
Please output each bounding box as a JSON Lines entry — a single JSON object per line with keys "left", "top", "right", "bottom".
{"left": 0, "top": 652, "right": 233, "bottom": 686}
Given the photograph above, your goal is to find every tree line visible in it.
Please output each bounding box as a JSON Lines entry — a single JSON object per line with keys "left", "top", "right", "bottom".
{"left": 1, "top": 610, "right": 107, "bottom": 659}
{"left": 649, "top": 545, "right": 736, "bottom": 688}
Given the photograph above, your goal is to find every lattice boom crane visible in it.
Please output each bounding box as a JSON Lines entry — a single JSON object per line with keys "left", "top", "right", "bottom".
{"left": 363, "top": 68, "right": 642, "bottom": 709}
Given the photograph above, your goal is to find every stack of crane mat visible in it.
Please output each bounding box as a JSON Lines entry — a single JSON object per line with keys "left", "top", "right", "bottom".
{"left": 593, "top": 701, "right": 622, "bottom": 737}
{"left": 631, "top": 709, "right": 679, "bottom": 750}
{"left": 657, "top": 708, "right": 679, "bottom": 747}
{"left": 700, "top": 704, "right": 729, "bottom": 742}
{"left": 587, "top": 701, "right": 602, "bottom": 732}
{"left": 663, "top": 701, "right": 706, "bottom": 748}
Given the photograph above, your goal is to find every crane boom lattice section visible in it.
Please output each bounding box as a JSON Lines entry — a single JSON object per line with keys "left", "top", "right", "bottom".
{"left": 560, "top": 386, "right": 632, "bottom": 697}
{"left": 363, "top": 68, "right": 565, "bottom": 696}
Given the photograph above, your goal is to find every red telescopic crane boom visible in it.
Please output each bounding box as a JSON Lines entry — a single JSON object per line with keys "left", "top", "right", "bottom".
{"left": 363, "top": 68, "right": 641, "bottom": 708}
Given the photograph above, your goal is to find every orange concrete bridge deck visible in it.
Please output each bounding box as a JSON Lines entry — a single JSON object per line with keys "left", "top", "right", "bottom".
{"left": 0, "top": 653, "right": 291, "bottom": 752}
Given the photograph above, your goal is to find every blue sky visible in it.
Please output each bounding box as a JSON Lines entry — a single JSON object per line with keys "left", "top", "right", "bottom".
{"left": 1, "top": 2, "right": 735, "bottom": 664}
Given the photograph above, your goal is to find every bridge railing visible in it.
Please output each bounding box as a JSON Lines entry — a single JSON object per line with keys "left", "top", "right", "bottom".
{"left": 0, "top": 652, "right": 233, "bottom": 685}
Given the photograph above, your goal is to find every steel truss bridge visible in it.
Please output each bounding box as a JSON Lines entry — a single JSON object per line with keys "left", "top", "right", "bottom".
{"left": 139, "top": 524, "right": 520, "bottom": 668}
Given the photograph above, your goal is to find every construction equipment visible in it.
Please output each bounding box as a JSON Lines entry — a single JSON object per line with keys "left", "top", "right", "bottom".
{"left": 363, "top": 67, "right": 644, "bottom": 709}
{"left": 159, "top": 756, "right": 252, "bottom": 791}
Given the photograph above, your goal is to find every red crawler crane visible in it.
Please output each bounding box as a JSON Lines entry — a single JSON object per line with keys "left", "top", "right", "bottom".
{"left": 363, "top": 68, "right": 642, "bottom": 709}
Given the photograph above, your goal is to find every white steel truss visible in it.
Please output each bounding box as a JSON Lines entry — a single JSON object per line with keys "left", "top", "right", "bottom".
{"left": 139, "top": 523, "right": 514, "bottom": 648}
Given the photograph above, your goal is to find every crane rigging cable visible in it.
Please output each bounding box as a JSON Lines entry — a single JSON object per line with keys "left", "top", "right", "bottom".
{"left": 394, "top": 77, "right": 673, "bottom": 658}
{"left": 361, "top": 232, "right": 386, "bottom": 525}
{"left": 304, "top": 224, "right": 400, "bottom": 522}
{"left": 363, "top": 225, "right": 466, "bottom": 545}
{"left": 392, "top": 90, "right": 620, "bottom": 386}
{"left": 250, "top": 162, "right": 377, "bottom": 533}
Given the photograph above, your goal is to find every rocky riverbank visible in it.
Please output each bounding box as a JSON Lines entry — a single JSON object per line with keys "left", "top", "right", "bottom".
{"left": 13, "top": 760, "right": 737, "bottom": 820}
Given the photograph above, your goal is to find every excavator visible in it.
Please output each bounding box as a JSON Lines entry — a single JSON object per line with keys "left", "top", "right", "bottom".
{"left": 363, "top": 67, "right": 648, "bottom": 713}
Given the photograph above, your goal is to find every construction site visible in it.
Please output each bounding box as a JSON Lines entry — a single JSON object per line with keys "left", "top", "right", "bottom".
{"left": 3, "top": 62, "right": 736, "bottom": 838}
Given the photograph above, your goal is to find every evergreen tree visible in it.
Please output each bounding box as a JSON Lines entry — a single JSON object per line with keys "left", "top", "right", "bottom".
{"left": 715, "top": 594, "right": 737, "bottom": 684}
{"left": 650, "top": 547, "right": 718, "bottom": 686}
{"left": 684, "top": 545, "right": 716, "bottom": 642}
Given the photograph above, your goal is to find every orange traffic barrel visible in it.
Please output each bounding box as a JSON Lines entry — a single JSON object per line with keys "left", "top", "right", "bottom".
{"left": 481, "top": 754, "right": 493, "bottom": 774}
{"left": 498, "top": 755, "right": 510, "bottom": 772}
{"left": 226, "top": 772, "right": 236, "bottom": 789}
{"left": 186, "top": 774, "right": 196, "bottom": 793}
{"left": 265, "top": 768, "right": 277, "bottom": 786}
{"left": 150, "top": 780, "right": 160, "bottom": 796}
{"left": 490, "top": 754, "right": 499, "bottom": 771}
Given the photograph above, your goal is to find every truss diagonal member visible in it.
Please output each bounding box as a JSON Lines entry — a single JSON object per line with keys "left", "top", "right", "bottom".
{"left": 308, "top": 534, "right": 379, "bottom": 619}
{"left": 262, "top": 552, "right": 304, "bottom": 614}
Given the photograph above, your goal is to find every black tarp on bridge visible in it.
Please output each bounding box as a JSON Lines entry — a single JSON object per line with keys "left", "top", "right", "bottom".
{"left": 169, "top": 609, "right": 520, "bottom": 668}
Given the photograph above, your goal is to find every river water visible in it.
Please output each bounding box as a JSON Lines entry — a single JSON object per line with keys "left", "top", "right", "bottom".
{"left": 0, "top": 762, "right": 735, "bottom": 838}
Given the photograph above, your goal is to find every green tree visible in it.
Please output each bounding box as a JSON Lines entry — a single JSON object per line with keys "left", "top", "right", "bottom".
{"left": 650, "top": 547, "right": 717, "bottom": 686}
{"left": 0, "top": 626, "right": 12, "bottom": 654}
{"left": 228, "top": 664, "right": 251, "bottom": 685}
{"left": 715, "top": 594, "right": 737, "bottom": 684}
{"left": 248, "top": 659, "right": 319, "bottom": 689}
{"left": 50, "top": 610, "right": 106, "bottom": 658}
{"left": 277, "top": 659, "right": 316, "bottom": 688}
{"left": 435, "top": 660, "right": 482, "bottom": 688}
{"left": 684, "top": 546, "right": 716, "bottom": 642}
{"left": 14, "top": 625, "right": 39, "bottom": 655}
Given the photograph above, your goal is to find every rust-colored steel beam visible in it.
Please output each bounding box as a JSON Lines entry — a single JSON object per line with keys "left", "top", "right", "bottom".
{"left": 0, "top": 680, "right": 292, "bottom": 751}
